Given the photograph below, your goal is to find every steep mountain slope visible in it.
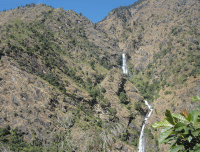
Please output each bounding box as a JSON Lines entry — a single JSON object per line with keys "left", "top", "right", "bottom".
{"left": 0, "top": 3, "right": 147, "bottom": 152}
{"left": 98, "top": 0, "right": 200, "bottom": 151}
{"left": 0, "top": 0, "right": 199, "bottom": 151}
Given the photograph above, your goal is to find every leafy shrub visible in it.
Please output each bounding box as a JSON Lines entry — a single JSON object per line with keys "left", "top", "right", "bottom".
{"left": 155, "top": 47, "right": 171, "bottom": 58}
{"left": 134, "top": 78, "right": 160, "bottom": 102}
{"left": 119, "top": 91, "right": 129, "bottom": 104}
{"left": 99, "top": 57, "right": 112, "bottom": 70}
{"left": 43, "top": 73, "right": 59, "bottom": 87}
{"left": 161, "top": 79, "right": 167, "bottom": 87}
{"left": 152, "top": 96, "right": 200, "bottom": 152}
{"left": 183, "top": 66, "right": 189, "bottom": 71}
{"left": 116, "top": 55, "right": 122, "bottom": 65}
{"left": 13, "top": 111, "right": 18, "bottom": 117}
{"left": 144, "top": 128, "right": 154, "bottom": 139}
{"left": 134, "top": 102, "right": 142, "bottom": 111}
{"left": 164, "top": 91, "right": 172, "bottom": 95}
{"left": 101, "top": 87, "right": 106, "bottom": 93}
{"left": 121, "top": 132, "right": 129, "bottom": 142}
{"left": 126, "top": 53, "right": 131, "bottom": 60}
{"left": 109, "top": 107, "right": 117, "bottom": 116}
{"left": 96, "top": 119, "right": 102, "bottom": 127}
{"left": 0, "top": 125, "right": 42, "bottom": 151}
{"left": 89, "top": 60, "right": 95, "bottom": 69}
{"left": 189, "top": 69, "right": 197, "bottom": 78}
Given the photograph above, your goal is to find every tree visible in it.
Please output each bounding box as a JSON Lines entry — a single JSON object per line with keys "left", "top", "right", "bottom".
{"left": 119, "top": 92, "right": 129, "bottom": 104}
{"left": 116, "top": 55, "right": 122, "bottom": 65}
{"left": 152, "top": 96, "right": 200, "bottom": 152}
{"left": 89, "top": 60, "right": 95, "bottom": 69}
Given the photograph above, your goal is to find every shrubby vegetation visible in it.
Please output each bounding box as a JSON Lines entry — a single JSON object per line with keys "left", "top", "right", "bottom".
{"left": 119, "top": 91, "right": 129, "bottom": 104}
{"left": 0, "top": 14, "right": 110, "bottom": 104}
{"left": 116, "top": 54, "right": 122, "bottom": 65}
{"left": 131, "top": 76, "right": 160, "bottom": 102}
{"left": 99, "top": 56, "right": 112, "bottom": 70}
{"left": 152, "top": 96, "right": 200, "bottom": 152}
{"left": 0, "top": 125, "right": 42, "bottom": 151}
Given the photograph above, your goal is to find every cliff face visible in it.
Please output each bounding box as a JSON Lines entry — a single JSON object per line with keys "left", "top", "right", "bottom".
{"left": 0, "top": 0, "right": 200, "bottom": 151}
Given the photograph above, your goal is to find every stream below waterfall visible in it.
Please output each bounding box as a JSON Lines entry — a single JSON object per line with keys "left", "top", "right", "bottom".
{"left": 138, "top": 100, "right": 153, "bottom": 152}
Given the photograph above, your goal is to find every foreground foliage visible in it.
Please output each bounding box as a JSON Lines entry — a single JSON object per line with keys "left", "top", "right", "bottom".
{"left": 152, "top": 96, "right": 200, "bottom": 152}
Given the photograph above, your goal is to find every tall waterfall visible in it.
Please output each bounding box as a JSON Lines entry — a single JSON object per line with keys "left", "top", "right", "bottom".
{"left": 122, "top": 53, "right": 128, "bottom": 74}
{"left": 138, "top": 100, "right": 153, "bottom": 152}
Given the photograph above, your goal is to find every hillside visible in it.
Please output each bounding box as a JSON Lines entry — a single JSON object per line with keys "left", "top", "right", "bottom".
{"left": 98, "top": 0, "right": 200, "bottom": 151}
{"left": 0, "top": 0, "right": 200, "bottom": 151}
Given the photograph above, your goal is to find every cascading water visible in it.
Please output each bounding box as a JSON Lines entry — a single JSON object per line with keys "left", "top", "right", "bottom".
{"left": 121, "top": 54, "right": 152, "bottom": 151}
{"left": 138, "top": 100, "right": 153, "bottom": 152}
{"left": 122, "top": 53, "right": 128, "bottom": 74}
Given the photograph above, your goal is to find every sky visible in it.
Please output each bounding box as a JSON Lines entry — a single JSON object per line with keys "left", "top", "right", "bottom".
{"left": 0, "top": 0, "right": 137, "bottom": 23}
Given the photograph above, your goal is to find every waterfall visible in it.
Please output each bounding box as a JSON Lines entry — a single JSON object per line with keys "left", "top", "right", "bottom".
{"left": 122, "top": 53, "right": 128, "bottom": 74}
{"left": 138, "top": 100, "right": 153, "bottom": 152}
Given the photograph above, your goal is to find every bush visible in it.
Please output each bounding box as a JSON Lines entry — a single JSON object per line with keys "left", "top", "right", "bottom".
{"left": 99, "top": 57, "right": 112, "bottom": 70}
{"left": 109, "top": 107, "right": 117, "bottom": 116}
{"left": 152, "top": 96, "right": 200, "bottom": 152}
{"left": 164, "top": 91, "right": 172, "bottom": 95}
{"left": 0, "top": 126, "right": 43, "bottom": 151}
{"left": 116, "top": 55, "right": 122, "bottom": 65}
{"left": 134, "top": 102, "right": 142, "bottom": 111}
{"left": 89, "top": 60, "right": 95, "bottom": 69}
{"left": 96, "top": 119, "right": 102, "bottom": 127}
{"left": 43, "top": 73, "right": 59, "bottom": 87}
{"left": 121, "top": 133, "right": 129, "bottom": 142}
{"left": 0, "top": 125, "right": 10, "bottom": 137}
{"left": 119, "top": 91, "right": 129, "bottom": 104}
{"left": 184, "top": 66, "right": 189, "bottom": 71}
{"left": 101, "top": 87, "right": 106, "bottom": 93}
{"left": 144, "top": 128, "right": 154, "bottom": 139}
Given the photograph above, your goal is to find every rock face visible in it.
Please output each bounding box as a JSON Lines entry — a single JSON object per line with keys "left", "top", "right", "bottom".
{"left": 0, "top": 0, "right": 199, "bottom": 151}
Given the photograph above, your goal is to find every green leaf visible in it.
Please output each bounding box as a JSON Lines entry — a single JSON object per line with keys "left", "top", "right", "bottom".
{"left": 161, "top": 126, "right": 173, "bottom": 133}
{"left": 170, "top": 140, "right": 177, "bottom": 149}
{"left": 172, "top": 113, "right": 187, "bottom": 122}
{"left": 191, "top": 130, "right": 200, "bottom": 136}
{"left": 164, "top": 136, "right": 176, "bottom": 143}
{"left": 165, "top": 110, "right": 175, "bottom": 125}
{"left": 190, "top": 110, "right": 200, "bottom": 124}
{"left": 159, "top": 131, "right": 174, "bottom": 144}
{"left": 169, "top": 145, "right": 184, "bottom": 152}
{"left": 186, "top": 113, "right": 191, "bottom": 121}
{"left": 152, "top": 120, "right": 173, "bottom": 128}
{"left": 197, "top": 106, "right": 200, "bottom": 111}
{"left": 188, "top": 136, "right": 192, "bottom": 142}
{"left": 174, "top": 122, "right": 187, "bottom": 132}
{"left": 182, "top": 127, "right": 189, "bottom": 135}
{"left": 192, "top": 96, "right": 200, "bottom": 101}
{"left": 193, "top": 144, "right": 200, "bottom": 152}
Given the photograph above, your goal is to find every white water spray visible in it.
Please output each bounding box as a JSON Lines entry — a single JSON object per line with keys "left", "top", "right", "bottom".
{"left": 122, "top": 53, "right": 128, "bottom": 74}
{"left": 138, "top": 100, "right": 153, "bottom": 152}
